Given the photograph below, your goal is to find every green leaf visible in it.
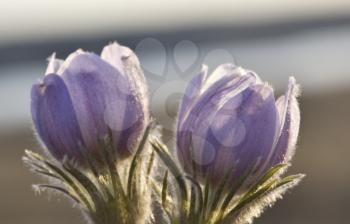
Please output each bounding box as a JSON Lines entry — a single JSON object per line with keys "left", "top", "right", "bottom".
{"left": 185, "top": 175, "right": 203, "bottom": 222}
{"left": 63, "top": 163, "right": 107, "bottom": 209}
{"left": 150, "top": 138, "right": 189, "bottom": 217}
{"left": 161, "top": 170, "right": 169, "bottom": 211}
{"left": 34, "top": 184, "right": 81, "bottom": 206}
{"left": 127, "top": 124, "right": 151, "bottom": 198}
{"left": 247, "top": 163, "right": 288, "bottom": 195}
{"left": 97, "top": 135, "right": 125, "bottom": 201}
{"left": 208, "top": 166, "right": 234, "bottom": 222}
{"left": 221, "top": 173, "right": 304, "bottom": 223}
{"left": 24, "top": 150, "right": 95, "bottom": 211}
{"left": 201, "top": 171, "right": 211, "bottom": 222}
{"left": 146, "top": 150, "right": 155, "bottom": 181}
{"left": 215, "top": 163, "right": 256, "bottom": 223}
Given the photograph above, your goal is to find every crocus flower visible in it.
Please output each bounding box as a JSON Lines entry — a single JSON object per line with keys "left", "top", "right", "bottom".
{"left": 176, "top": 64, "right": 300, "bottom": 184}
{"left": 31, "top": 42, "right": 149, "bottom": 161}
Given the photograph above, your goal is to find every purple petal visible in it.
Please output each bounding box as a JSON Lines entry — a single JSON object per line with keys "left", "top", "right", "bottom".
{"left": 177, "top": 67, "right": 258, "bottom": 129}
{"left": 178, "top": 64, "right": 260, "bottom": 124}
{"left": 215, "top": 84, "right": 278, "bottom": 180}
{"left": 100, "top": 42, "right": 129, "bottom": 72}
{"left": 205, "top": 84, "right": 277, "bottom": 181}
{"left": 270, "top": 77, "right": 300, "bottom": 165}
{"left": 101, "top": 43, "right": 150, "bottom": 151}
{"left": 59, "top": 51, "right": 146, "bottom": 156}
{"left": 177, "top": 72, "right": 259, "bottom": 173}
{"left": 177, "top": 65, "right": 208, "bottom": 123}
{"left": 204, "top": 64, "right": 262, "bottom": 91}
{"left": 31, "top": 74, "right": 84, "bottom": 160}
{"left": 101, "top": 42, "right": 149, "bottom": 119}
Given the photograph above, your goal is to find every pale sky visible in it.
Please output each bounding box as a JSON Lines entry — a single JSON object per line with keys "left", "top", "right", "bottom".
{"left": 1, "top": 0, "right": 350, "bottom": 128}
{"left": 0, "top": 0, "right": 350, "bottom": 44}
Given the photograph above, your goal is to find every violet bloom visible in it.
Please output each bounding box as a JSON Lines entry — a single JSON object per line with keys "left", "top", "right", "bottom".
{"left": 31, "top": 42, "right": 149, "bottom": 161}
{"left": 177, "top": 64, "right": 300, "bottom": 183}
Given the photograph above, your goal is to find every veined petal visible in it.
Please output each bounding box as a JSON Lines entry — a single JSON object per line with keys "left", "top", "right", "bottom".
{"left": 177, "top": 72, "right": 258, "bottom": 173}
{"left": 177, "top": 65, "right": 208, "bottom": 123}
{"left": 178, "top": 69, "right": 258, "bottom": 129}
{"left": 211, "top": 84, "right": 278, "bottom": 181}
{"left": 271, "top": 77, "right": 300, "bottom": 164}
{"left": 101, "top": 42, "right": 149, "bottom": 121}
{"left": 202, "top": 63, "right": 243, "bottom": 92}
{"left": 179, "top": 64, "right": 257, "bottom": 123}
{"left": 31, "top": 74, "right": 84, "bottom": 160}
{"left": 59, "top": 52, "right": 145, "bottom": 156}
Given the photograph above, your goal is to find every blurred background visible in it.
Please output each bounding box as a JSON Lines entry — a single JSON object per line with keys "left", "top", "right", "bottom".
{"left": 1, "top": 0, "right": 350, "bottom": 223}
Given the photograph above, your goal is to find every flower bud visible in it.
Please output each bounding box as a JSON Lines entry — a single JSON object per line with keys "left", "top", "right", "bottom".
{"left": 176, "top": 64, "right": 300, "bottom": 184}
{"left": 31, "top": 42, "right": 149, "bottom": 161}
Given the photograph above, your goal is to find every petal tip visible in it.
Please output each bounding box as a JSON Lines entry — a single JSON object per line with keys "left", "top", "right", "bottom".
{"left": 201, "top": 64, "right": 208, "bottom": 72}
{"left": 47, "top": 52, "right": 56, "bottom": 62}
{"left": 103, "top": 41, "right": 132, "bottom": 58}
{"left": 45, "top": 53, "right": 64, "bottom": 75}
{"left": 288, "top": 76, "right": 301, "bottom": 98}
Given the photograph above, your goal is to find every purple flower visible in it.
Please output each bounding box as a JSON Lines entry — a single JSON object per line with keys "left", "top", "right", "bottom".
{"left": 31, "top": 42, "right": 149, "bottom": 161}
{"left": 176, "top": 64, "right": 300, "bottom": 183}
